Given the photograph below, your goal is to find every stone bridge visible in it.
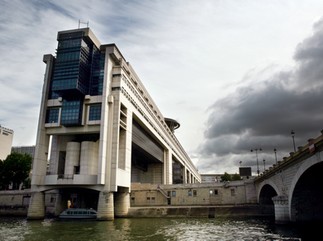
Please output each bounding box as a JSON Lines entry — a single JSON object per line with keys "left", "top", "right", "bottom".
{"left": 254, "top": 131, "right": 323, "bottom": 223}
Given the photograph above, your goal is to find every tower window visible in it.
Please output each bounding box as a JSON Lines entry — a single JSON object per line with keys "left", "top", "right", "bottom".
{"left": 46, "top": 108, "right": 59, "bottom": 123}
{"left": 89, "top": 104, "right": 101, "bottom": 121}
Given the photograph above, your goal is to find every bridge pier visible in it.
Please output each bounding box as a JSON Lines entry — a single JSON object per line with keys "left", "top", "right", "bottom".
{"left": 27, "top": 192, "right": 45, "bottom": 220}
{"left": 114, "top": 188, "right": 130, "bottom": 218}
{"left": 97, "top": 191, "right": 115, "bottom": 220}
{"left": 272, "top": 195, "right": 289, "bottom": 224}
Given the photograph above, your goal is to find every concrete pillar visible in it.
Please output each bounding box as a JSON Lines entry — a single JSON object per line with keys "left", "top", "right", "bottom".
{"left": 80, "top": 141, "right": 98, "bottom": 175}
{"left": 164, "top": 150, "right": 173, "bottom": 184}
{"left": 54, "top": 192, "right": 64, "bottom": 216}
{"left": 65, "top": 142, "right": 80, "bottom": 175}
{"left": 27, "top": 192, "right": 45, "bottom": 220}
{"left": 183, "top": 167, "right": 187, "bottom": 184}
{"left": 97, "top": 191, "right": 114, "bottom": 220}
{"left": 189, "top": 173, "right": 192, "bottom": 184}
{"left": 272, "top": 195, "right": 290, "bottom": 224}
{"left": 114, "top": 190, "right": 130, "bottom": 217}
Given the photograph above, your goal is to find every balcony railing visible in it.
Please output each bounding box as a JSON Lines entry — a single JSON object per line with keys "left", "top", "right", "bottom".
{"left": 57, "top": 174, "right": 74, "bottom": 179}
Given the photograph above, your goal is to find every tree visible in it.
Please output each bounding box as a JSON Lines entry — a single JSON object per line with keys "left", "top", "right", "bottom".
{"left": 220, "top": 172, "right": 242, "bottom": 182}
{"left": 0, "top": 152, "right": 32, "bottom": 190}
{"left": 231, "top": 173, "right": 242, "bottom": 181}
{"left": 220, "top": 172, "right": 232, "bottom": 182}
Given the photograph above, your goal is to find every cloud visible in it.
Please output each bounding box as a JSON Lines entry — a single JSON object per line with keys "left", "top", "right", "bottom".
{"left": 198, "top": 17, "right": 323, "bottom": 174}
{"left": 2, "top": 0, "right": 323, "bottom": 177}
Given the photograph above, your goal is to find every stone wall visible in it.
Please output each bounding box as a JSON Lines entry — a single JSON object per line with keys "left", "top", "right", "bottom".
{"left": 0, "top": 180, "right": 259, "bottom": 217}
{"left": 130, "top": 179, "right": 257, "bottom": 207}
{"left": 0, "top": 190, "right": 31, "bottom": 216}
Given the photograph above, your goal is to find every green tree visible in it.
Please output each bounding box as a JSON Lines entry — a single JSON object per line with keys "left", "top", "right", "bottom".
{"left": 220, "top": 172, "right": 232, "bottom": 182}
{"left": 220, "top": 172, "right": 242, "bottom": 182}
{"left": 0, "top": 152, "right": 32, "bottom": 190}
{"left": 231, "top": 173, "right": 242, "bottom": 181}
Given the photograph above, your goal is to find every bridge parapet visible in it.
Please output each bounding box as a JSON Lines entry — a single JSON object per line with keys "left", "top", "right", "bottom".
{"left": 254, "top": 132, "right": 323, "bottom": 183}
{"left": 255, "top": 130, "right": 323, "bottom": 224}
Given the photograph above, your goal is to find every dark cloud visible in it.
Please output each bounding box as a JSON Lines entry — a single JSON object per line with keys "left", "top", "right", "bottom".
{"left": 198, "top": 17, "right": 323, "bottom": 173}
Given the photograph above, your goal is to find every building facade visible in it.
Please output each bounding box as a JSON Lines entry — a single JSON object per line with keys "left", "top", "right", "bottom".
{"left": 0, "top": 126, "right": 14, "bottom": 160}
{"left": 201, "top": 174, "right": 222, "bottom": 183}
{"left": 28, "top": 28, "right": 200, "bottom": 220}
{"left": 11, "top": 146, "right": 35, "bottom": 159}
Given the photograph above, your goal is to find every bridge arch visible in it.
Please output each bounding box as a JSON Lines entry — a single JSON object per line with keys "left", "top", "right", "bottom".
{"left": 289, "top": 152, "right": 323, "bottom": 222}
{"left": 258, "top": 184, "right": 278, "bottom": 205}
{"left": 257, "top": 179, "right": 279, "bottom": 202}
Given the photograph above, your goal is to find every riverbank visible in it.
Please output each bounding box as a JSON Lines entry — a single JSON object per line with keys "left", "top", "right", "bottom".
{"left": 0, "top": 187, "right": 273, "bottom": 219}
{"left": 127, "top": 204, "right": 273, "bottom": 218}
{"left": 0, "top": 204, "right": 273, "bottom": 219}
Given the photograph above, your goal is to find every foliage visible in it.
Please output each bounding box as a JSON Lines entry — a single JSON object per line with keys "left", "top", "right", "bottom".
{"left": 0, "top": 152, "right": 32, "bottom": 190}
{"left": 231, "top": 173, "right": 242, "bottom": 181}
{"left": 220, "top": 172, "right": 242, "bottom": 182}
{"left": 220, "top": 172, "right": 232, "bottom": 182}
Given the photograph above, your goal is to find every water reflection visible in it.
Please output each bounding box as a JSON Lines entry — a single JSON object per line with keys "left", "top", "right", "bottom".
{"left": 0, "top": 217, "right": 318, "bottom": 241}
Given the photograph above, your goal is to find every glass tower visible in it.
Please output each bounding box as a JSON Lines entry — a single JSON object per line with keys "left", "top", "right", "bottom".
{"left": 47, "top": 29, "right": 105, "bottom": 126}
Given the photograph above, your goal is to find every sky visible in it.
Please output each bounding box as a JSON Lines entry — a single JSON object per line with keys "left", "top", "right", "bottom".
{"left": 1, "top": 0, "right": 323, "bottom": 175}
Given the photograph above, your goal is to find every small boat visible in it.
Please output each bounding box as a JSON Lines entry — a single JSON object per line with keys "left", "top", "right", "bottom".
{"left": 59, "top": 208, "right": 97, "bottom": 219}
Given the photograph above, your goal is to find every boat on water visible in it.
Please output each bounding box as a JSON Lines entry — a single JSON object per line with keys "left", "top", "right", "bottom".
{"left": 59, "top": 208, "right": 97, "bottom": 219}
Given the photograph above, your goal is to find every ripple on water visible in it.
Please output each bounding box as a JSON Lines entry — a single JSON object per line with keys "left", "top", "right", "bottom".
{"left": 158, "top": 218, "right": 301, "bottom": 241}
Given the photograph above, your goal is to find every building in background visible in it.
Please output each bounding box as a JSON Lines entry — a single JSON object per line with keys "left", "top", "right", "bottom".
{"left": 0, "top": 125, "right": 14, "bottom": 160}
{"left": 201, "top": 174, "right": 222, "bottom": 183}
{"left": 28, "top": 28, "right": 200, "bottom": 220}
{"left": 11, "top": 146, "right": 35, "bottom": 159}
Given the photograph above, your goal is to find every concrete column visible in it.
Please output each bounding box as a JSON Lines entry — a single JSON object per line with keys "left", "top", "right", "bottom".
{"left": 114, "top": 190, "right": 130, "bottom": 217}
{"left": 54, "top": 192, "right": 65, "bottom": 216}
{"left": 65, "top": 142, "right": 80, "bottom": 175}
{"left": 164, "top": 150, "right": 173, "bottom": 184}
{"left": 31, "top": 55, "right": 53, "bottom": 186}
{"left": 97, "top": 191, "right": 114, "bottom": 220}
{"left": 183, "top": 167, "right": 187, "bottom": 184}
{"left": 188, "top": 172, "right": 192, "bottom": 184}
{"left": 80, "top": 141, "right": 98, "bottom": 175}
{"left": 272, "top": 195, "right": 290, "bottom": 224}
{"left": 27, "top": 192, "right": 45, "bottom": 220}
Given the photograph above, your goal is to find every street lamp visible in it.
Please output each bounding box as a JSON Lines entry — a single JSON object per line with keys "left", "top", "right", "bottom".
{"left": 274, "top": 148, "right": 278, "bottom": 164}
{"left": 263, "top": 159, "right": 266, "bottom": 171}
{"left": 251, "top": 148, "right": 262, "bottom": 176}
{"left": 291, "top": 130, "right": 296, "bottom": 152}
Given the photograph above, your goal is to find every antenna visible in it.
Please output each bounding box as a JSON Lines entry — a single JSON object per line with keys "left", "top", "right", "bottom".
{"left": 78, "top": 19, "right": 89, "bottom": 28}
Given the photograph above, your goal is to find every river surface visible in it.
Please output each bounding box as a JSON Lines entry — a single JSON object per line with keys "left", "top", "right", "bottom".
{"left": 0, "top": 216, "right": 319, "bottom": 241}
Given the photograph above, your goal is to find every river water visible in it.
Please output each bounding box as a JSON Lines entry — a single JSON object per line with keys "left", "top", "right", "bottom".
{"left": 0, "top": 216, "right": 319, "bottom": 241}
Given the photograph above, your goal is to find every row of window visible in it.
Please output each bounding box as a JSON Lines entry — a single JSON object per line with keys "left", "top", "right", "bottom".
{"left": 50, "top": 33, "right": 105, "bottom": 99}
{"left": 169, "top": 190, "right": 198, "bottom": 197}
{"left": 45, "top": 103, "right": 101, "bottom": 125}
{"left": 168, "top": 189, "right": 235, "bottom": 197}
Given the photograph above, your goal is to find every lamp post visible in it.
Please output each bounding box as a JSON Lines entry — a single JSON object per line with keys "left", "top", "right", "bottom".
{"left": 263, "top": 159, "right": 266, "bottom": 172}
{"left": 291, "top": 130, "right": 296, "bottom": 152}
{"left": 251, "top": 148, "right": 262, "bottom": 176}
{"left": 274, "top": 148, "right": 277, "bottom": 164}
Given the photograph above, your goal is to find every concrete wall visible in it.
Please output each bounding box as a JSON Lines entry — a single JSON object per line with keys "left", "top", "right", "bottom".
{"left": 0, "top": 190, "right": 30, "bottom": 216}
{"left": 128, "top": 205, "right": 272, "bottom": 218}
{"left": 130, "top": 180, "right": 257, "bottom": 207}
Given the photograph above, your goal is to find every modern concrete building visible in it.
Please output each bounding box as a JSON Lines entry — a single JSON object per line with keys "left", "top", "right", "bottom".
{"left": 27, "top": 28, "right": 200, "bottom": 220}
{"left": 0, "top": 125, "right": 14, "bottom": 160}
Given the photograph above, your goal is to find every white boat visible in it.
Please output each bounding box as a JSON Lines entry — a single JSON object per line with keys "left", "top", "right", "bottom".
{"left": 59, "top": 208, "right": 97, "bottom": 219}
